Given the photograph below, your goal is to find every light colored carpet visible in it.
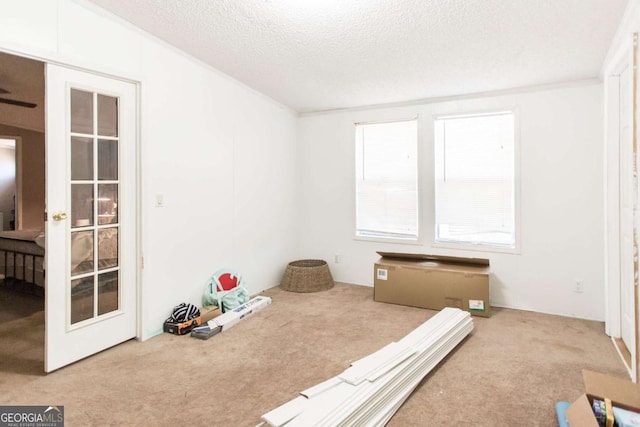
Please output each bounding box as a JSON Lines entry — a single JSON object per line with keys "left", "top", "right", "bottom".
{"left": 0, "top": 283, "right": 627, "bottom": 426}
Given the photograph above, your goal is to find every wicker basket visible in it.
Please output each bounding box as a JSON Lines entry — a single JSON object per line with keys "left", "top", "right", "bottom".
{"left": 280, "top": 259, "right": 334, "bottom": 293}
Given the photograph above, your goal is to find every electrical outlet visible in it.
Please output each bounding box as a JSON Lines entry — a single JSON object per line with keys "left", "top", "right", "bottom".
{"left": 574, "top": 280, "right": 584, "bottom": 293}
{"left": 334, "top": 253, "right": 342, "bottom": 264}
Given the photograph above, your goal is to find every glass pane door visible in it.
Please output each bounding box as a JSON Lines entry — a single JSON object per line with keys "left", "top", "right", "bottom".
{"left": 46, "top": 63, "right": 137, "bottom": 372}
{"left": 69, "top": 88, "right": 120, "bottom": 326}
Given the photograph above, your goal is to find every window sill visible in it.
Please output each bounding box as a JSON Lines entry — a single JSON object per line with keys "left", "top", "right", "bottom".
{"left": 354, "top": 235, "right": 423, "bottom": 246}
{"left": 432, "top": 241, "right": 520, "bottom": 255}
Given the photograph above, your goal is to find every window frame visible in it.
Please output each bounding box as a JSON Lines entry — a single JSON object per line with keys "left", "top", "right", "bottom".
{"left": 353, "top": 117, "right": 422, "bottom": 244}
{"left": 431, "top": 108, "right": 521, "bottom": 254}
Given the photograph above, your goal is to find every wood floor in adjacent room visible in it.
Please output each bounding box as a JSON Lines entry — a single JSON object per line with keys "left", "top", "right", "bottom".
{"left": 0, "top": 283, "right": 627, "bottom": 426}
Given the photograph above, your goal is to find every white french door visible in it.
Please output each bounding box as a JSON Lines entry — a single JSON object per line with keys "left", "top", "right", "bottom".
{"left": 619, "top": 60, "right": 634, "bottom": 364}
{"left": 45, "top": 64, "right": 137, "bottom": 372}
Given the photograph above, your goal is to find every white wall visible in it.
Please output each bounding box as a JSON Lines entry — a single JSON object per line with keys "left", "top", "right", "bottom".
{"left": 0, "top": 0, "right": 610, "bottom": 336}
{"left": 297, "top": 83, "right": 605, "bottom": 320}
{"left": 0, "top": 0, "right": 299, "bottom": 339}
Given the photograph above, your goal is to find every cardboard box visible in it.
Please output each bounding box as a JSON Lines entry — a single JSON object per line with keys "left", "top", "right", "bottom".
{"left": 200, "top": 305, "right": 221, "bottom": 323}
{"left": 163, "top": 316, "right": 202, "bottom": 335}
{"left": 373, "top": 252, "right": 490, "bottom": 317}
{"left": 566, "top": 370, "right": 640, "bottom": 427}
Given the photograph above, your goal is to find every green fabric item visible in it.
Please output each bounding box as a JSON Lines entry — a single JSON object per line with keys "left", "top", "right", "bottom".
{"left": 203, "top": 270, "right": 249, "bottom": 312}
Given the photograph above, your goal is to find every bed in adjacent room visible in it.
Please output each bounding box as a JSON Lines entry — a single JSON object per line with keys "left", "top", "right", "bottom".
{"left": 0, "top": 229, "right": 45, "bottom": 288}
{"left": 0, "top": 228, "right": 119, "bottom": 291}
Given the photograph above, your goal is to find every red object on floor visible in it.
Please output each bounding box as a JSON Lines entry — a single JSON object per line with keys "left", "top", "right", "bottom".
{"left": 217, "top": 273, "right": 238, "bottom": 291}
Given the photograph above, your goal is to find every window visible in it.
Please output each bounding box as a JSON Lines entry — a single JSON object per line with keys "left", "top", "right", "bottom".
{"left": 355, "top": 119, "right": 418, "bottom": 240}
{"left": 434, "top": 111, "right": 516, "bottom": 248}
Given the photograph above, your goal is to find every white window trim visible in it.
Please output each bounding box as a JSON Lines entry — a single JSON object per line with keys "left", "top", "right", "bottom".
{"left": 351, "top": 109, "right": 521, "bottom": 253}
{"left": 353, "top": 116, "right": 422, "bottom": 244}
{"left": 431, "top": 108, "right": 522, "bottom": 255}
{"left": 353, "top": 234, "right": 424, "bottom": 245}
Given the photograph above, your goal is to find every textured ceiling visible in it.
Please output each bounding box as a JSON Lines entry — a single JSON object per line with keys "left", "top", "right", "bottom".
{"left": 87, "top": 0, "right": 628, "bottom": 113}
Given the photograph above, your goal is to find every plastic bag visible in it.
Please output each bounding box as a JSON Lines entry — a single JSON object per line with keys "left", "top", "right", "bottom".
{"left": 203, "top": 269, "right": 249, "bottom": 312}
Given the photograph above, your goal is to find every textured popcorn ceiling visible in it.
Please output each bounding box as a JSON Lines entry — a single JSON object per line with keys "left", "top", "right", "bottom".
{"left": 88, "top": 0, "right": 628, "bottom": 113}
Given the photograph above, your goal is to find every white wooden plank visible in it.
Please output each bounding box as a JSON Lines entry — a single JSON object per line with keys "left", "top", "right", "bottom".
{"left": 300, "top": 376, "right": 342, "bottom": 399}
{"left": 349, "top": 342, "right": 399, "bottom": 367}
{"left": 350, "top": 322, "right": 474, "bottom": 427}
{"left": 261, "top": 308, "right": 474, "bottom": 427}
{"left": 340, "top": 342, "right": 417, "bottom": 385}
{"left": 364, "top": 323, "right": 473, "bottom": 426}
{"left": 339, "top": 318, "right": 473, "bottom": 426}
{"left": 399, "top": 309, "right": 468, "bottom": 348}
{"left": 399, "top": 309, "right": 470, "bottom": 348}
{"left": 261, "top": 396, "right": 309, "bottom": 427}
{"left": 355, "top": 322, "right": 473, "bottom": 426}
{"left": 331, "top": 320, "right": 473, "bottom": 427}
{"left": 322, "top": 317, "right": 473, "bottom": 427}
{"left": 365, "top": 346, "right": 417, "bottom": 383}
{"left": 286, "top": 382, "right": 355, "bottom": 427}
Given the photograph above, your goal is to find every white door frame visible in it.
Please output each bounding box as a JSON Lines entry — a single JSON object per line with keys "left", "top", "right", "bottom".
{"left": 605, "top": 33, "right": 638, "bottom": 381}
{"left": 0, "top": 47, "right": 144, "bottom": 355}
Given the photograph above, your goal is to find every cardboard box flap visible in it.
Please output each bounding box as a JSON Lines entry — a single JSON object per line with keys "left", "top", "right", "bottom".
{"left": 377, "top": 257, "right": 489, "bottom": 274}
{"left": 377, "top": 252, "right": 489, "bottom": 267}
{"left": 583, "top": 370, "right": 640, "bottom": 407}
{"left": 565, "top": 394, "right": 600, "bottom": 427}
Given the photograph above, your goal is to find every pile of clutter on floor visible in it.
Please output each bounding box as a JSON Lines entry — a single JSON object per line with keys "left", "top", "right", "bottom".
{"left": 163, "top": 269, "right": 271, "bottom": 339}
{"left": 260, "top": 307, "right": 474, "bottom": 426}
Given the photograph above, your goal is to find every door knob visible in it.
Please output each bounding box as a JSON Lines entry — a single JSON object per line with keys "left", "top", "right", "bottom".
{"left": 52, "top": 211, "right": 68, "bottom": 221}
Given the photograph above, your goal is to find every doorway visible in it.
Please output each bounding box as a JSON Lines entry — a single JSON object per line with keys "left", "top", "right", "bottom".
{"left": 0, "top": 52, "right": 46, "bottom": 379}
{"left": 0, "top": 50, "right": 140, "bottom": 374}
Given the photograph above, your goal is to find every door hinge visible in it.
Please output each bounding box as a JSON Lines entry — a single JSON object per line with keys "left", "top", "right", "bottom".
{"left": 141, "top": 256, "right": 144, "bottom": 269}
{"left": 44, "top": 211, "right": 47, "bottom": 222}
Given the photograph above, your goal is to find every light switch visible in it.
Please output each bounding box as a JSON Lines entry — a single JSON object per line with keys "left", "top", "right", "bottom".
{"left": 155, "top": 193, "right": 164, "bottom": 207}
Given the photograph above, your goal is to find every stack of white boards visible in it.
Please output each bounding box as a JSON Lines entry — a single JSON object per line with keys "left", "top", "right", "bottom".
{"left": 261, "top": 307, "right": 473, "bottom": 427}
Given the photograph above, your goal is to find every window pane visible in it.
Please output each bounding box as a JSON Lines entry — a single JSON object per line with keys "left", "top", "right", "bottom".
{"left": 98, "top": 184, "right": 118, "bottom": 225}
{"left": 71, "top": 276, "right": 94, "bottom": 324}
{"left": 71, "top": 230, "right": 94, "bottom": 275}
{"left": 70, "top": 89, "right": 93, "bottom": 134}
{"left": 98, "top": 139, "right": 118, "bottom": 180}
{"left": 435, "top": 112, "right": 515, "bottom": 246}
{"left": 71, "top": 137, "right": 93, "bottom": 180}
{"left": 71, "top": 184, "right": 94, "bottom": 228}
{"left": 98, "top": 94, "right": 118, "bottom": 137}
{"left": 355, "top": 120, "right": 418, "bottom": 239}
{"left": 98, "top": 271, "right": 118, "bottom": 315}
{"left": 98, "top": 228, "right": 118, "bottom": 270}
